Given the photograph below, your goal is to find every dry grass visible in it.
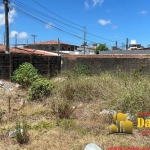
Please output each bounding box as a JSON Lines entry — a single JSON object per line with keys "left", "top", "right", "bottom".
{"left": 0, "top": 71, "right": 150, "bottom": 150}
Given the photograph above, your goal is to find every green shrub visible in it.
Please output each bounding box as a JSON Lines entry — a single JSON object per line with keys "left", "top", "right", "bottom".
{"left": 28, "top": 78, "right": 54, "bottom": 101}
{"left": 15, "top": 121, "right": 29, "bottom": 144}
{"left": 11, "top": 62, "right": 41, "bottom": 88}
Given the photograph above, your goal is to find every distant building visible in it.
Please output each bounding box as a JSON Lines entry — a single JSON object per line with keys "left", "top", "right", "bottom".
{"left": 24, "top": 40, "right": 79, "bottom": 52}
{"left": 128, "top": 40, "right": 144, "bottom": 50}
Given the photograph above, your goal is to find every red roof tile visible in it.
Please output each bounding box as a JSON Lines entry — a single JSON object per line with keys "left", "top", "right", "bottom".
{"left": 34, "top": 40, "right": 75, "bottom": 46}
{"left": 0, "top": 45, "right": 57, "bottom": 56}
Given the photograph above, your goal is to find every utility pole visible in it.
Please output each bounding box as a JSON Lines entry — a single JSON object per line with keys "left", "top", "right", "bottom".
{"left": 84, "top": 26, "right": 86, "bottom": 54}
{"left": 31, "top": 35, "right": 37, "bottom": 43}
{"left": 126, "top": 38, "right": 128, "bottom": 50}
{"left": 116, "top": 41, "right": 117, "bottom": 49}
{"left": 3, "top": 32, "right": 5, "bottom": 45}
{"left": 3, "top": 0, "right": 10, "bottom": 54}
{"left": 58, "top": 38, "right": 60, "bottom": 56}
{"left": 81, "top": 26, "right": 88, "bottom": 54}
{"left": 15, "top": 34, "right": 17, "bottom": 49}
{"left": 31, "top": 35, "right": 37, "bottom": 49}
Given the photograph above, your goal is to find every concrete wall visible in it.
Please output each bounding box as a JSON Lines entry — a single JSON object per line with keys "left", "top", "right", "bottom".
{"left": 0, "top": 53, "right": 61, "bottom": 80}
{"left": 99, "top": 50, "right": 150, "bottom": 55}
{"left": 61, "top": 55, "right": 150, "bottom": 74}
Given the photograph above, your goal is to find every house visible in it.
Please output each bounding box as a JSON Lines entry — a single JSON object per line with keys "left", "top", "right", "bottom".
{"left": 0, "top": 45, "right": 58, "bottom": 56}
{"left": 24, "top": 40, "right": 79, "bottom": 52}
{"left": 128, "top": 40, "right": 144, "bottom": 50}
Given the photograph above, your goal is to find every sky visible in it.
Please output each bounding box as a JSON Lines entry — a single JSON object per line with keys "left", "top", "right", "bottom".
{"left": 0, "top": 0, "right": 150, "bottom": 49}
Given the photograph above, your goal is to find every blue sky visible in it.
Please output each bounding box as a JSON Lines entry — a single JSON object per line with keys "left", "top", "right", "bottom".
{"left": 0, "top": 0, "right": 150, "bottom": 49}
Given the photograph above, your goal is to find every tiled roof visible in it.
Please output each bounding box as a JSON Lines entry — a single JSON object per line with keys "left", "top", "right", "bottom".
{"left": 0, "top": 45, "right": 58, "bottom": 56}
{"left": 34, "top": 40, "right": 76, "bottom": 46}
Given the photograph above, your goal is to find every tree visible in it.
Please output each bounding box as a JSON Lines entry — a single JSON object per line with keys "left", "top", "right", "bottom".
{"left": 95, "top": 44, "right": 109, "bottom": 54}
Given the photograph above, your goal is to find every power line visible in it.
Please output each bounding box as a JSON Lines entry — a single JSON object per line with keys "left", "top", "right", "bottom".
{"left": 15, "top": 8, "right": 85, "bottom": 40}
{"left": 32, "top": 0, "right": 115, "bottom": 43}
{"left": 13, "top": 2, "right": 83, "bottom": 36}
{"left": 12, "top": 0, "right": 84, "bottom": 33}
{"left": 12, "top": 0, "right": 115, "bottom": 44}
{"left": 32, "top": 0, "right": 84, "bottom": 28}
{"left": 86, "top": 32, "right": 115, "bottom": 42}
{"left": 11, "top": 0, "right": 115, "bottom": 46}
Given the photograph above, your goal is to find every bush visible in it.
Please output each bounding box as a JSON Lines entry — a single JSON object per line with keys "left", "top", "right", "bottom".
{"left": 15, "top": 121, "right": 29, "bottom": 144}
{"left": 28, "top": 78, "right": 54, "bottom": 101}
{"left": 11, "top": 62, "right": 41, "bottom": 88}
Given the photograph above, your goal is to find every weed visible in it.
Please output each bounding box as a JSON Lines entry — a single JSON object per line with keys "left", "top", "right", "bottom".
{"left": 133, "top": 66, "right": 145, "bottom": 79}
{"left": 0, "top": 108, "right": 3, "bottom": 123}
{"left": 15, "top": 121, "right": 29, "bottom": 144}
{"left": 32, "top": 122, "right": 55, "bottom": 130}
{"left": 56, "top": 119, "right": 76, "bottom": 130}
{"left": 52, "top": 100, "right": 75, "bottom": 119}
{"left": 58, "top": 78, "right": 94, "bottom": 102}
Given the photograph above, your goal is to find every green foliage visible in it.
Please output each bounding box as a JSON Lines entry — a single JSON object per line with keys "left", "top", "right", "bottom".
{"left": 15, "top": 121, "right": 29, "bottom": 144}
{"left": 27, "top": 78, "right": 54, "bottom": 101}
{"left": 73, "top": 65, "right": 91, "bottom": 76}
{"left": 11, "top": 62, "right": 41, "bottom": 88}
{"left": 56, "top": 119, "right": 76, "bottom": 130}
{"left": 95, "top": 44, "right": 109, "bottom": 54}
{"left": 32, "top": 122, "right": 55, "bottom": 130}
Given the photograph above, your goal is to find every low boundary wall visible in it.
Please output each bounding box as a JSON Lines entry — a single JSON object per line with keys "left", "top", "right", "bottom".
{"left": 0, "top": 53, "right": 61, "bottom": 80}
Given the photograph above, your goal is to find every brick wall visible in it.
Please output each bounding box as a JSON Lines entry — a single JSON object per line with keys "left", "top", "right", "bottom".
{"left": 1, "top": 54, "right": 150, "bottom": 80}
{"left": 0, "top": 53, "right": 61, "bottom": 80}
{"left": 61, "top": 55, "right": 150, "bottom": 74}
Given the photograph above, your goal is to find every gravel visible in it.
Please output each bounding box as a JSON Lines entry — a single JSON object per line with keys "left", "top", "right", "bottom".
{"left": 0, "top": 80, "right": 20, "bottom": 91}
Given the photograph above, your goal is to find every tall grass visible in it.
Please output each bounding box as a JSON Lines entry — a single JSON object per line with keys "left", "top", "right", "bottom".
{"left": 52, "top": 70, "right": 150, "bottom": 117}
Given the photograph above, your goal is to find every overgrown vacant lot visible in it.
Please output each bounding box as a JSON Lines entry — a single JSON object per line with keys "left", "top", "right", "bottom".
{"left": 0, "top": 69, "right": 150, "bottom": 150}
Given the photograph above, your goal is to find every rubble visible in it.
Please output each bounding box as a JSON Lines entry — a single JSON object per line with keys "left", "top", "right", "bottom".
{"left": 0, "top": 80, "right": 20, "bottom": 91}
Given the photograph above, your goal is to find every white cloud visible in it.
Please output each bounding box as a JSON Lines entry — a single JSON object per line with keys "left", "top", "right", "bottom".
{"left": 18, "top": 32, "right": 28, "bottom": 39}
{"left": 92, "top": 0, "right": 104, "bottom": 7}
{"left": 45, "top": 22, "right": 53, "bottom": 29}
{"left": 139, "top": 10, "right": 147, "bottom": 15}
{"left": 98, "top": 19, "right": 111, "bottom": 25}
{"left": 10, "top": 31, "right": 28, "bottom": 39}
{"left": 10, "top": 31, "right": 18, "bottom": 38}
{"left": 84, "top": 1, "right": 90, "bottom": 9}
{"left": 0, "top": 7, "right": 16, "bottom": 27}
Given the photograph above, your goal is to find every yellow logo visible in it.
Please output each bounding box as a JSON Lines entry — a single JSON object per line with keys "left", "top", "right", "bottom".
{"left": 137, "top": 118, "right": 150, "bottom": 128}
{"left": 108, "top": 112, "right": 133, "bottom": 134}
